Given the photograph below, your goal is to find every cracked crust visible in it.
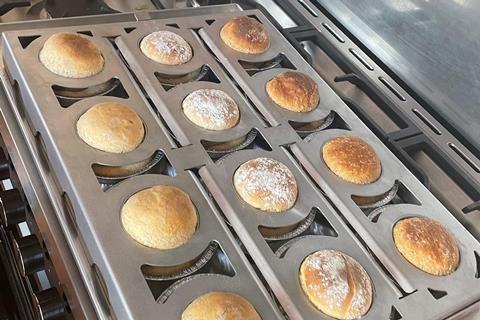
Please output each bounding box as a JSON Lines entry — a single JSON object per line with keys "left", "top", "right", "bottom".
{"left": 393, "top": 217, "right": 459, "bottom": 275}
{"left": 299, "top": 250, "right": 373, "bottom": 319}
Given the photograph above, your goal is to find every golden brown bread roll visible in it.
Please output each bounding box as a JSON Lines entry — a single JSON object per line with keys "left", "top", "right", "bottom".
{"left": 220, "top": 16, "right": 270, "bottom": 54}
{"left": 233, "top": 157, "right": 298, "bottom": 213}
{"left": 182, "top": 89, "right": 240, "bottom": 130}
{"left": 266, "top": 71, "right": 319, "bottom": 112}
{"left": 140, "top": 30, "right": 192, "bottom": 65}
{"left": 77, "top": 102, "right": 144, "bottom": 153}
{"left": 322, "top": 136, "right": 381, "bottom": 184}
{"left": 299, "top": 250, "right": 373, "bottom": 319}
{"left": 393, "top": 216, "right": 459, "bottom": 276}
{"left": 181, "top": 291, "right": 261, "bottom": 320}
{"left": 121, "top": 185, "right": 197, "bottom": 250}
{"left": 39, "top": 32, "right": 104, "bottom": 78}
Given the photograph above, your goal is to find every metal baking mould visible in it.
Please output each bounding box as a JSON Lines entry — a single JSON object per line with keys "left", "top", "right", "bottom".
{"left": 291, "top": 128, "right": 480, "bottom": 319}
{"left": 115, "top": 19, "right": 267, "bottom": 159}
{"left": 1, "top": 11, "right": 283, "bottom": 318}
{"left": 198, "top": 9, "right": 480, "bottom": 318}
{"left": 199, "top": 145, "right": 411, "bottom": 319}
{"left": 198, "top": 12, "right": 336, "bottom": 130}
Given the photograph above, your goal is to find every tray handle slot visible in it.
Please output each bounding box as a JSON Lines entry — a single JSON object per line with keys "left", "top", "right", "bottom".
{"left": 389, "top": 306, "right": 402, "bottom": 320}
{"left": 448, "top": 143, "right": 480, "bottom": 174}
{"left": 91, "top": 264, "right": 112, "bottom": 316}
{"left": 18, "top": 35, "right": 40, "bottom": 49}
{"left": 297, "top": 0, "right": 318, "bottom": 17}
{"left": 427, "top": 288, "right": 448, "bottom": 300}
{"left": 166, "top": 23, "right": 180, "bottom": 29}
{"left": 61, "top": 192, "right": 78, "bottom": 238}
{"left": 475, "top": 251, "right": 480, "bottom": 279}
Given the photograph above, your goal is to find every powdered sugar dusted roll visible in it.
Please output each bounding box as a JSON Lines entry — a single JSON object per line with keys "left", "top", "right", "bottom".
{"left": 182, "top": 89, "right": 240, "bottom": 130}
{"left": 233, "top": 157, "right": 298, "bottom": 213}
{"left": 299, "top": 250, "right": 373, "bottom": 319}
{"left": 140, "top": 30, "right": 192, "bottom": 65}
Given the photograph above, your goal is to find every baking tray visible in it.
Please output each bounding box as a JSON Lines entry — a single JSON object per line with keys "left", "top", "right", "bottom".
{"left": 0, "top": 8, "right": 283, "bottom": 319}
{"left": 291, "top": 129, "right": 480, "bottom": 319}
{"left": 115, "top": 20, "right": 267, "bottom": 157}
{"left": 198, "top": 11, "right": 336, "bottom": 132}
{"left": 199, "top": 145, "right": 411, "bottom": 319}
{"left": 197, "top": 9, "right": 480, "bottom": 319}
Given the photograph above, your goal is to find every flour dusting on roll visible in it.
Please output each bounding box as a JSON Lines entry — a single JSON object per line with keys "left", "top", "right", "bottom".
{"left": 140, "top": 30, "right": 192, "bottom": 65}
{"left": 182, "top": 89, "right": 240, "bottom": 130}
{"left": 234, "top": 157, "right": 298, "bottom": 212}
{"left": 299, "top": 250, "right": 373, "bottom": 319}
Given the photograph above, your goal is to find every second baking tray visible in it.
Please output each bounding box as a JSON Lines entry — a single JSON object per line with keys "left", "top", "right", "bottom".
{"left": 199, "top": 145, "right": 409, "bottom": 319}
{"left": 197, "top": 9, "right": 480, "bottom": 319}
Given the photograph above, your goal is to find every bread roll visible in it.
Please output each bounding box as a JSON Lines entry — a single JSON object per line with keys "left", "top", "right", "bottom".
{"left": 182, "top": 89, "right": 240, "bottom": 130}
{"left": 140, "top": 30, "right": 192, "bottom": 65}
{"left": 299, "top": 250, "right": 373, "bottom": 319}
{"left": 121, "top": 185, "right": 197, "bottom": 250}
{"left": 393, "top": 216, "right": 459, "bottom": 275}
{"left": 234, "top": 157, "right": 297, "bottom": 213}
{"left": 39, "top": 32, "right": 104, "bottom": 78}
{"left": 77, "top": 102, "right": 144, "bottom": 153}
{"left": 266, "top": 71, "right": 319, "bottom": 112}
{"left": 182, "top": 291, "right": 261, "bottom": 320}
{"left": 220, "top": 16, "right": 270, "bottom": 54}
{"left": 322, "top": 136, "right": 381, "bottom": 184}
